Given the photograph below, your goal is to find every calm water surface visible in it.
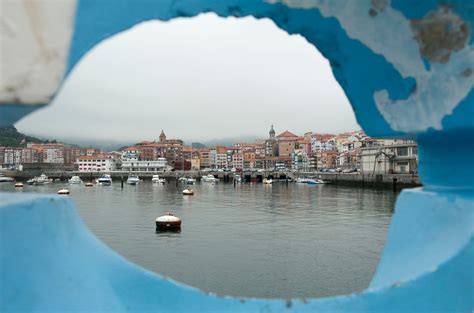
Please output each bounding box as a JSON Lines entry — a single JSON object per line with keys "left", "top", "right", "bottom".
{"left": 3, "top": 181, "right": 397, "bottom": 299}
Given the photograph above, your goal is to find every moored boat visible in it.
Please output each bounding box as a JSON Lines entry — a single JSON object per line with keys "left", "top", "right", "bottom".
{"left": 201, "top": 174, "right": 217, "bottom": 183}
{"left": 263, "top": 178, "right": 273, "bottom": 184}
{"left": 96, "top": 174, "right": 112, "bottom": 185}
{"left": 33, "top": 173, "right": 52, "bottom": 185}
{"left": 85, "top": 182, "right": 94, "bottom": 187}
{"left": 0, "top": 174, "right": 14, "bottom": 183}
{"left": 307, "top": 179, "right": 326, "bottom": 185}
{"left": 296, "top": 177, "right": 309, "bottom": 183}
{"left": 126, "top": 175, "right": 140, "bottom": 185}
{"left": 179, "top": 177, "right": 196, "bottom": 185}
{"left": 152, "top": 175, "right": 166, "bottom": 184}
{"left": 155, "top": 212, "right": 181, "bottom": 230}
{"left": 234, "top": 174, "right": 242, "bottom": 183}
{"left": 57, "top": 188, "right": 70, "bottom": 195}
{"left": 68, "top": 176, "right": 82, "bottom": 184}
{"left": 15, "top": 182, "right": 24, "bottom": 188}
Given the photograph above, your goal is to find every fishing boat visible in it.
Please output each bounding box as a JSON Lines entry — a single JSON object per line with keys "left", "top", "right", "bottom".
{"left": 57, "top": 188, "right": 70, "bottom": 195}
{"left": 68, "top": 176, "right": 82, "bottom": 184}
{"left": 182, "top": 188, "right": 194, "bottom": 195}
{"left": 126, "top": 175, "right": 140, "bottom": 185}
{"left": 201, "top": 174, "right": 217, "bottom": 183}
{"left": 152, "top": 175, "right": 166, "bottom": 184}
{"left": 296, "top": 177, "right": 309, "bottom": 183}
{"left": 96, "top": 174, "right": 112, "bottom": 185}
{"left": 155, "top": 212, "right": 181, "bottom": 230}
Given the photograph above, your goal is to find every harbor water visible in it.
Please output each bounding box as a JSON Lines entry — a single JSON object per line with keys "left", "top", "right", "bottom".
{"left": 2, "top": 181, "right": 396, "bottom": 299}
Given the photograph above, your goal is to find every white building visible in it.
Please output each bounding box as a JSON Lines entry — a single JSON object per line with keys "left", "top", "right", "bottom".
{"left": 360, "top": 143, "right": 418, "bottom": 174}
{"left": 76, "top": 155, "right": 117, "bottom": 172}
{"left": 121, "top": 158, "right": 168, "bottom": 172}
{"left": 121, "top": 147, "right": 141, "bottom": 161}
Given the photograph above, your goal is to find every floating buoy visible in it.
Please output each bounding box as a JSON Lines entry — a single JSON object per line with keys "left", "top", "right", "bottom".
{"left": 182, "top": 188, "right": 194, "bottom": 195}
{"left": 156, "top": 212, "right": 181, "bottom": 230}
{"left": 85, "top": 182, "right": 94, "bottom": 187}
{"left": 57, "top": 189, "right": 70, "bottom": 195}
{"left": 14, "top": 182, "right": 24, "bottom": 188}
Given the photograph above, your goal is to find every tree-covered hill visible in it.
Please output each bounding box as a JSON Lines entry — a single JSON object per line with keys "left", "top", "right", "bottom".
{"left": 0, "top": 126, "right": 46, "bottom": 147}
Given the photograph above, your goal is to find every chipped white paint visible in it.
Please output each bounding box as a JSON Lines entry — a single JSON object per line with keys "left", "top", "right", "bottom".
{"left": 0, "top": 0, "right": 76, "bottom": 105}
{"left": 269, "top": 0, "right": 474, "bottom": 132}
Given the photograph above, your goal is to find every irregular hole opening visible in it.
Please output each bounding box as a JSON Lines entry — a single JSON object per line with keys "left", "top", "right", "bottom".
{"left": 7, "top": 13, "right": 400, "bottom": 299}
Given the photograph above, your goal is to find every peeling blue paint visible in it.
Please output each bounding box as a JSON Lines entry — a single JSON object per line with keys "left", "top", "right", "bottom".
{"left": 1, "top": 0, "right": 473, "bottom": 312}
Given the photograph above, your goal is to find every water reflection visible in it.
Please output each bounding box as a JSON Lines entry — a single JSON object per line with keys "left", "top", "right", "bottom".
{"left": 0, "top": 181, "right": 397, "bottom": 299}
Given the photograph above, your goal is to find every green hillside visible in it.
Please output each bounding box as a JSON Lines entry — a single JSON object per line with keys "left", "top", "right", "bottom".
{"left": 0, "top": 126, "right": 46, "bottom": 147}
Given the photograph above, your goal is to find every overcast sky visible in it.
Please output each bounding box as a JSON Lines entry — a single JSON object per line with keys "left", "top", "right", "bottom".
{"left": 16, "top": 13, "right": 359, "bottom": 144}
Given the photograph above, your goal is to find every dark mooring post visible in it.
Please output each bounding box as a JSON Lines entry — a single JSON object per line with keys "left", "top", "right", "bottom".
{"left": 121, "top": 176, "right": 124, "bottom": 189}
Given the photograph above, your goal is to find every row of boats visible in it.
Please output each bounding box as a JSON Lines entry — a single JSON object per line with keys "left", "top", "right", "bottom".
{"left": 3, "top": 173, "right": 327, "bottom": 186}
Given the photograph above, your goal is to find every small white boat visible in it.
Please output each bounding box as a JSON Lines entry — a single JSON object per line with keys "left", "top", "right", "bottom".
{"left": 68, "top": 175, "right": 82, "bottom": 184}
{"left": 307, "top": 179, "right": 326, "bottom": 185}
{"left": 26, "top": 178, "right": 35, "bottom": 185}
{"left": 33, "top": 173, "right": 52, "bottom": 185}
{"left": 152, "top": 175, "right": 166, "bottom": 184}
{"left": 201, "top": 174, "right": 217, "bottom": 183}
{"left": 296, "top": 177, "right": 309, "bottom": 183}
{"left": 57, "top": 188, "right": 70, "bottom": 195}
{"left": 14, "top": 182, "right": 24, "bottom": 188}
{"left": 0, "top": 174, "right": 14, "bottom": 183}
{"left": 182, "top": 188, "right": 194, "bottom": 195}
{"left": 96, "top": 174, "right": 112, "bottom": 185}
{"left": 85, "top": 182, "right": 94, "bottom": 187}
{"left": 126, "top": 175, "right": 140, "bottom": 185}
{"left": 156, "top": 212, "right": 181, "bottom": 230}
{"left": 263, "top": 178, "right": 273, "bottom": 184}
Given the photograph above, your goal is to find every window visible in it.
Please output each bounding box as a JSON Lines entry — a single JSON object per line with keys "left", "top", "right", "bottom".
{"left": 397, "top": 147, "right": 408, "bottom": 156}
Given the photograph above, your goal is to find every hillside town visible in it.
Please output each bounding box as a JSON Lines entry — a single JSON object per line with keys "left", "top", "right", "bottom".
{"left": 0, "top": 126, "right": 418, "bottom": 175}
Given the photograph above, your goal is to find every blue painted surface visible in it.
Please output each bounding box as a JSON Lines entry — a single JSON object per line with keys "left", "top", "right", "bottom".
{"left": 0, "top": 104, "right": 46, "bottom": 127}
{"left": 1, "top": 0, "right": 473, "bottom": 312}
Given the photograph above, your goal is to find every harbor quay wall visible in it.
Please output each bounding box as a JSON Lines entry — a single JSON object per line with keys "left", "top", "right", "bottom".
{"left": 4, "top": 170, "right": 420, "bottom": 189}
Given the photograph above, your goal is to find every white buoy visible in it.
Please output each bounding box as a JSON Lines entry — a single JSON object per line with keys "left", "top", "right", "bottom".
{"left": 156, "top": 212, "right": 182, "bottom": 230}
{"left": 57, "top": 188, "right": 70, "bottom": 195}
{"left": 182, "top": 188, "right": 194, "bottom": 195}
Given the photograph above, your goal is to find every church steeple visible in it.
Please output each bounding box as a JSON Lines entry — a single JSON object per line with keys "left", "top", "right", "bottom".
{"left": 159, "top": 130, "right": 167, "bottom": 142}
{"left": 269, "top": 125, "right": 275, "bottom": 139}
